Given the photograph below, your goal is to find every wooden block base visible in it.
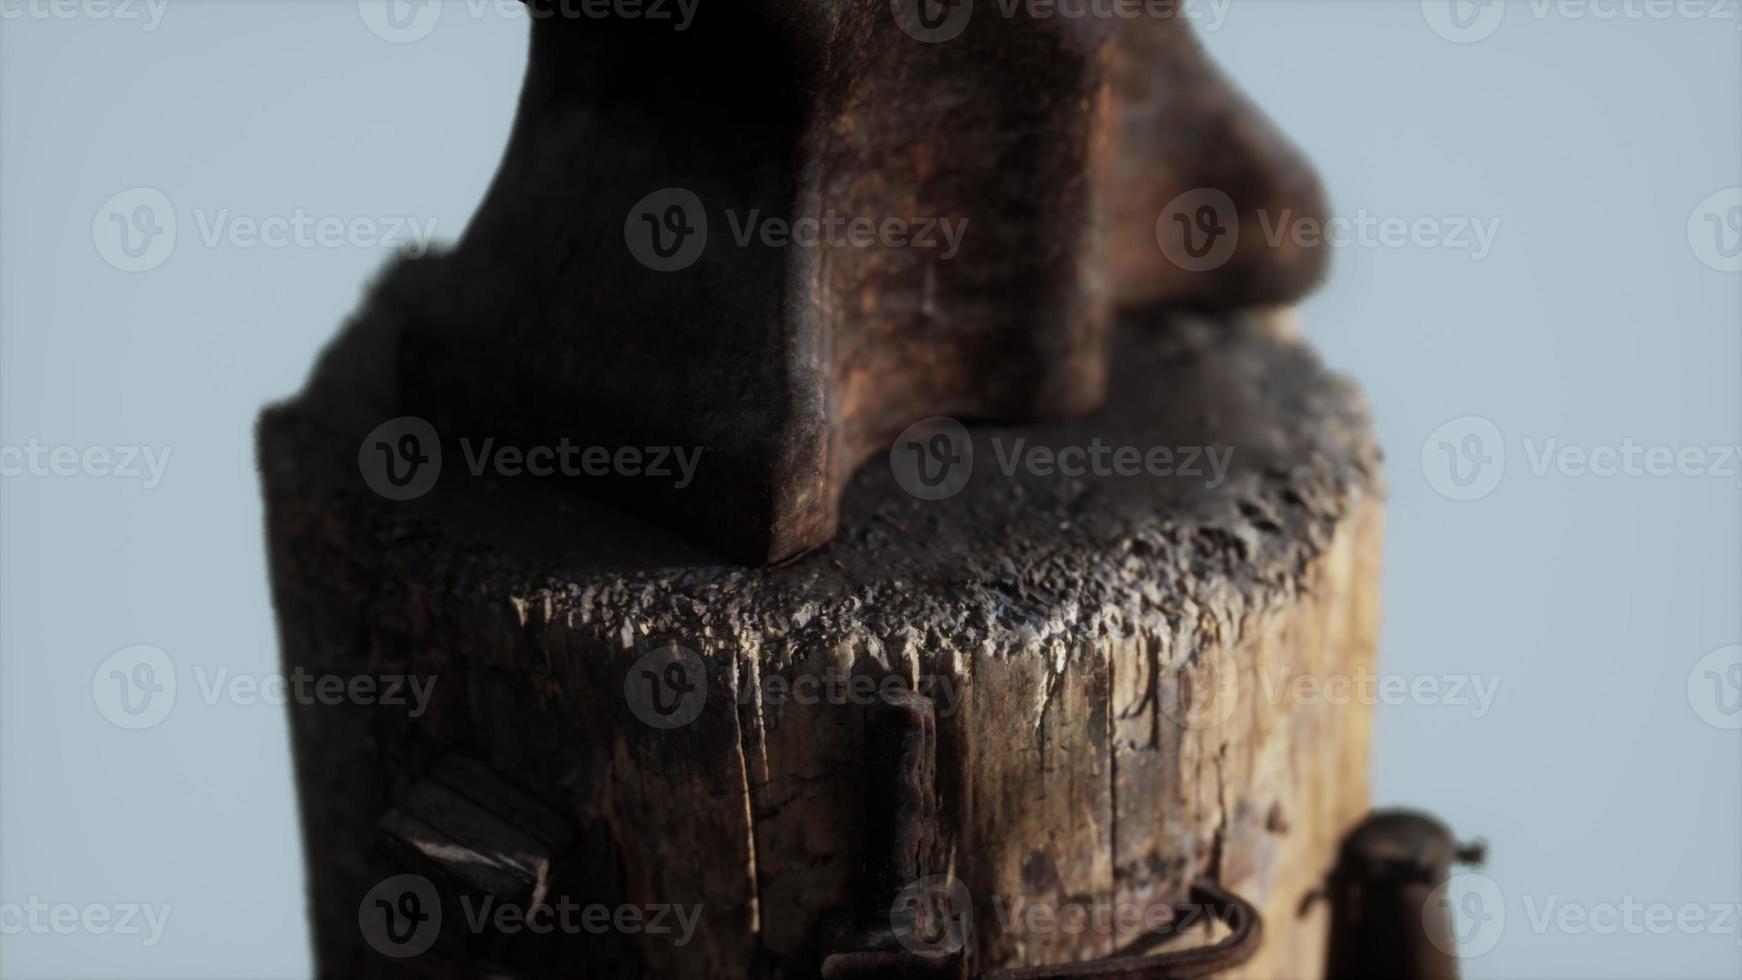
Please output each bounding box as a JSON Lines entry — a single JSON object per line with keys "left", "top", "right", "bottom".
{"left": 260, "top": 280, "right": 1383, "bottom": 979}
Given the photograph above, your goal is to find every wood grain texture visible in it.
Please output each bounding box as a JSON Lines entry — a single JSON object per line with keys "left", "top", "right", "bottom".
{"left": 260, "top": 282, "right": 1381, "bottom": 978}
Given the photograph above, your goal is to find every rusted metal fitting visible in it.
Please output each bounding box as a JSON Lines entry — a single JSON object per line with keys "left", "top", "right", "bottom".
{"left": 1325, "top": 810, "right": 1487, "bottom": 980}
{"left": 392, "top": 1, "right": 1330, "bottom": 564}
{"left": 821, "top": 688, "right": 969, "bottom": 978}
{"left": 824, "top": 689, "right": 1265, "bottom": 979}
{"left": 980, "top": 878, "right": 1262, "bottom": 979}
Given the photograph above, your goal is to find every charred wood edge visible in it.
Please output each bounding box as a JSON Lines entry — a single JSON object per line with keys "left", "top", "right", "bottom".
{"left": 1322, "top": 809, "right": 1487, "bottom": 980}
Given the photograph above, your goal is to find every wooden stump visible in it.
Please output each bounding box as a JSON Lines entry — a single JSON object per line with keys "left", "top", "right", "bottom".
{"left": 260, "top": 276, "right": 1382, "bottom": 978}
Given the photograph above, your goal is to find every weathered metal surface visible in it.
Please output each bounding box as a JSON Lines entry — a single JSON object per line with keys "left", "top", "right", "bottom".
{"left": 391, "top": 2, "right": 1330, "bottom": 564}
{"left": 983, "top": 879, "right": 1261, "bottom": 979}
{"left": 821, "top": 690, "right": 970, "bottom": 978}
{"left": 371, "top": 755, "right": 639, "bottom": 976}
{"left": 1325, "top": 811, "right": 1486, "bottom": 980}
{"left": 825, "top": 693, "right": 1262, "bottom": 980}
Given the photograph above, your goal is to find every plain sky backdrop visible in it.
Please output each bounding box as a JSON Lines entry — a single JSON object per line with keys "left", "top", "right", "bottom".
{"left": 1, "top": 2, "right": 1738, "bottom": 977}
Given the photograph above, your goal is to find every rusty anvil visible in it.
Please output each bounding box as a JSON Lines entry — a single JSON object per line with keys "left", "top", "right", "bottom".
{"left": 389, "top": 0, "right": 1329, "bottom": 564}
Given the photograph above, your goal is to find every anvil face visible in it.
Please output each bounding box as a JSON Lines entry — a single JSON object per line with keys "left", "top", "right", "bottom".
{"left": 394, "top": 1, "right": 1329, "bottom": 564}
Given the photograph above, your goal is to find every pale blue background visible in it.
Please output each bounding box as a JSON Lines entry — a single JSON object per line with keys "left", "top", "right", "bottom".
{"left": 1, "top": 2, "right": 1737, "bottom": 977}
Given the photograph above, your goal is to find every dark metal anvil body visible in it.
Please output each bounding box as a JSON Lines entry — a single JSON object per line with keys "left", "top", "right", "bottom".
{"left": 389, "top": 1, "right": 1328, "bottom": 563}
